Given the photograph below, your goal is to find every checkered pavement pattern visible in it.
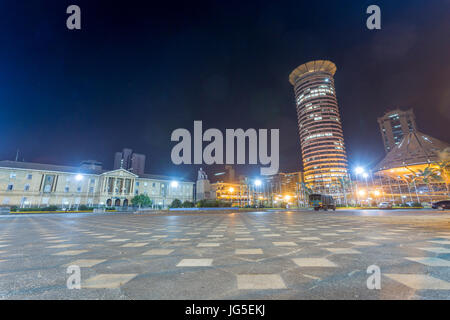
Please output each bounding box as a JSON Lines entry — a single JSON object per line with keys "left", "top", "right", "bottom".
{"left": 0, "top": 211, "right": 449, "bottom": 299}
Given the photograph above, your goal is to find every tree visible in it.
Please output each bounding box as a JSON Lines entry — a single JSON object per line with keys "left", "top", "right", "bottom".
{"left": 411, "top": 167, "right": 443, "bottom": 202}
{"left": 131, "top": 194, "right": 152, "bottom": 208}
{"left": 435, "top": 160, "right": 450, "bottom": 195}
{"left": 170, "top": 199, "right": 183, "bottom": 208}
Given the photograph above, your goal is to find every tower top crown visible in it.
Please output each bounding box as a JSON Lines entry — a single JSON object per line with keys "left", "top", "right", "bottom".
{"left": 289, "top": 60, "right": 336, "bottom": 85}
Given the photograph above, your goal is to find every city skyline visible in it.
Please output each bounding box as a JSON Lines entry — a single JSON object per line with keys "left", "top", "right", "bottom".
{"left": 1, "top": 1, "right": 449, "bottom": 179}
{"left": 1, "top": 1, "right": 450, "bottom": 303}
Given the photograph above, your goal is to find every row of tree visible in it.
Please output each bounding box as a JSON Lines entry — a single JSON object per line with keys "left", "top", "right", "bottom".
{"left": 130, "top": 194, "right": 232, "bottom": 209}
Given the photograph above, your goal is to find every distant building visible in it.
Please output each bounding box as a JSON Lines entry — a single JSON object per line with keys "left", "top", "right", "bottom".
{"left": 196, "top": 168, "right": 305, "bottom": 207}
{"left": 265, "top": 171, "right": 304, "bottom": 195}
{"left": 378, "top": 109, "right": 417, "bottom": 153}
{"left": 113, "top": 148, "right": 146, "bottom": 175}
{"left": 289, "top": 60, "right": 348, "bottom": 190}
{"left": 374, "top": 131, "right": 449, "bottom": 174}
{"left": 210, "top": 165, "right": 236, "bottom": 183}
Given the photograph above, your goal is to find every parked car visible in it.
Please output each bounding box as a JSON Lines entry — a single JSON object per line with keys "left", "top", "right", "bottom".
{"left": 432, "top": 200, "right": 450, "bottom": 210}
{"left": 378, "top": 202, "right": 393, "bottom": 209}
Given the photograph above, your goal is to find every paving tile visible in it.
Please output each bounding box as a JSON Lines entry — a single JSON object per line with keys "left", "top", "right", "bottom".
{"left": 176, "top": 259, "right": 213, "bottom": 267}
{"left": 53, "top": 250, "right": 88, "bottom": 256}
{"left": 237, "top": 274, "right": 286, "bottom": 290}
{"left": 429, "top": 240, "right": 450, "bottom": 245}
{"left": 272, "top": 242, "right": 297, "bottom": 246}
{"left": 350, "top": 241, "right": 378, "bottom": 246}
{"left": 64, "top": 259, "right": 106, "bottom": 267}
{"left": 121, "top": 242, "right": 148, "bottom": 248}
{"left": 419, "top": 247, "right": 450, "bottom": 254}
{"left": 83, "top": 274, "right": 137, "bottom": 289}
{"left": 405, "top": 257, "right": 450, "bottom": 267}
{"left": 326, "top": 248, "right": 361, "bottom": 254}
{"left": 142, "top": 249, "right": 174, "bottom": 256}
{"left": 292, "top": 258, "right": 337, "bottom": 267}
{"left": 46, "top": 244, "right": 76, "bottom": 249}
{"left": 235, "top": 249, "right": 263, "bottom": 255}
{"left": 299, "top": 237, "right": 321, "bottom": 241}
{"left": 385, "top": 274, "right": 450, "bottom": 290}
{"left": 197, "top": 243, "right": 220, "bottom": 247}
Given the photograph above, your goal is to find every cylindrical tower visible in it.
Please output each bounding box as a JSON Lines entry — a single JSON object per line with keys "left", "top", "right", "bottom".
{"left": 289, "top": 60, "right": 348, "bottom": 191}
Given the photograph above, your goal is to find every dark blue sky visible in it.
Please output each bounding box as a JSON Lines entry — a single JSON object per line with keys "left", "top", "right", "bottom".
{"left": 1, "top": 0, "right": 449, "bottom": 180}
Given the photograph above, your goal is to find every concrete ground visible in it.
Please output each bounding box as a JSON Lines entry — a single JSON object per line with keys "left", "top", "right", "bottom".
{"left": 0, "top": 209, "right": 450, "bottom": 300}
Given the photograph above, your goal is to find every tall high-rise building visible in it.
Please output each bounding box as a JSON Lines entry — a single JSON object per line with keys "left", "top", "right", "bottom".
{"left": 377, "top": 109, "right": 417, "bottom": 153}
{"left": 113, "top": 148, "right": 146, "bottom": 175}
{"left": 289, "top": 60, "right": 348, "bottom": 190}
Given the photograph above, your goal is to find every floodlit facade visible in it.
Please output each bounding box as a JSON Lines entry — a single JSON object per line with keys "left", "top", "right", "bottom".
{"left": 378, "top": 109, "right": 417, "bottom": 153}
{"left": 289, "top": 60, "right": 348, "bottom": 190}
{"left": 0, "top": 160, "right": 194, "bottom": 209}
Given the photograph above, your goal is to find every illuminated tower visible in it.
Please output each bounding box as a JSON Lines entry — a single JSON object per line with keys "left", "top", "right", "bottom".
{"left": 289, "top": 60, "right": 348, "bottom": 190}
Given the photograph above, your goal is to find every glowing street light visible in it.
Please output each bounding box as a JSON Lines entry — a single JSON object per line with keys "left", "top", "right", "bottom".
{"left": 284, "top": 195, "right": 291, "bottom": 201}
{"left": 373, "top": 190, "right": 381, "bottom": 197}
{"left": 170, "top": 181, "right": 179, "bottom": 188}
{"left": 75, "top": 174, "right": 83, "bottom": 181}
{"left": 354, "top": 167, "right": 365, "bottom": 175}
{"left": 254, "top": 179, "right": 262, "bottom": 187}
{"left": 362, "top": 173, "right": 369, "bottom": 179}
{"left": 228, "top": 187, "right": 234, "bottom": 193}
{"left": 358, "top": 189, "right": 366, "bottom": 197}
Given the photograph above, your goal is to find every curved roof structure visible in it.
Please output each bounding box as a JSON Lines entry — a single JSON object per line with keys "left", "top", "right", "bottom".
{"left": 289, "top": 60, "right": 337, "bottom": 85}
{"left": 374, "top": 131, "right": 450, "bottom": 172}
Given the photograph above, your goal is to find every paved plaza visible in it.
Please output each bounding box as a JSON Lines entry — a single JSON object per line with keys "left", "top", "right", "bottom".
{"left": 1, "top": 209, "right": 450, "bottom": 299}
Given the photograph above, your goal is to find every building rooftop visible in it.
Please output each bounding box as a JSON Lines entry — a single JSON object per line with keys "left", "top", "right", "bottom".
{"left": 289, "top": 60, "right": 336, "bottom": 85}
{"left": 0, "top": 160, "right": 192, "bottom": 182}
{"left": 374, "top": 131, "right": 450, "bottom": 171}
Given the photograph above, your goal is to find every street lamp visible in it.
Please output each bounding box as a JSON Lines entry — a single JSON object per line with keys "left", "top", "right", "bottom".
{"left": 75, "top": 174, "right": 83, "bottom": 181}
{"left": 354, "top": 167, "right": 365, "bottom": 175}
{"left": 170, "top": 181, "right": 179, "bottom": 188}
{"left": 254, "top": 179, "right": 262, "bottom": 187}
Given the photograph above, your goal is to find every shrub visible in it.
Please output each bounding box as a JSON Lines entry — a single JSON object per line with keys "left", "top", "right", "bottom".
{"left": 182, "top": 200, "right": 195, "bottom": 208}
{"left": 196, "top": 199, "right": 232, "bottom": 208}
{"left": 78, "top": 205, "right": 93, "bottom": 211}
{"left": 43, "top": 205, "right": 58, "bottom": 211}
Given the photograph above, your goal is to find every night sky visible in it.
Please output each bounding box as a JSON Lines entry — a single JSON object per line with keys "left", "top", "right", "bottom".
{"left": 1, "top": 0, "right": 449, "bottom": 180}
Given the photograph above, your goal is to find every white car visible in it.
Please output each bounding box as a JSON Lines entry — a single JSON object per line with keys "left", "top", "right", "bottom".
{"left": 378, "top": 202, "right": 392, "bottom": 209}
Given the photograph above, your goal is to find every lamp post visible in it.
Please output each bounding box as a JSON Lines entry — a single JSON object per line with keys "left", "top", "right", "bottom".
{"left": 254, "top": 179, "right": 262, "bottom": 207}
{"left": 354, "top": 167, "right": 365, "bottom": 206}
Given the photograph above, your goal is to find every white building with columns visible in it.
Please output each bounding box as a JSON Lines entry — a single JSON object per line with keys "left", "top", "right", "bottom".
{"left": 0, "top": 160, "right": 194, "bottom": 209}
